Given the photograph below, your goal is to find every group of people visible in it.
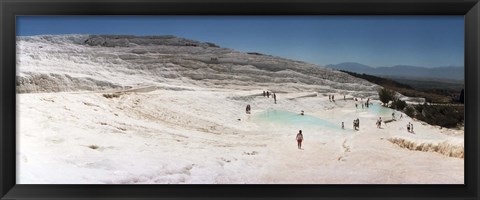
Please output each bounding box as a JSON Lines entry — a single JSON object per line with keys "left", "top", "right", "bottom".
{"left": 364, "top": 101, "right": 370, "bottom": 108}
{"left": 328, "top": 95, "right": 335, "bottom": 102}
{"left": 263, "top": 90, "right": 277, "bottom": 104}
{"left": 263, "top": 90, "right": 270, "bottom": 98}
{"left": 354, "top": 98, "right": 371, "bottom": 109}
{"left": 246, "top": 90, "right": 277, "bottom": 115}
{"left": 353, "top": 118, "right": 360, "bottom": 130}
{"left": 248, "top": 93, "right": 416, "bottom": 149}
{"left": 407, "top": 122, "right": 414, "bottom": 133}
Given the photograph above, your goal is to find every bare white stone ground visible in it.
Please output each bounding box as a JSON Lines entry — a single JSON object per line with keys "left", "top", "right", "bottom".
{"left": 16, "top": 35, "right": 463, "bottom": 184}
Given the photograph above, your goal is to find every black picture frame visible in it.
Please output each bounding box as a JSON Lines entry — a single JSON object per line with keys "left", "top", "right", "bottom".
{"left": 1, "top": 0, "right": 479, "bottom": 199}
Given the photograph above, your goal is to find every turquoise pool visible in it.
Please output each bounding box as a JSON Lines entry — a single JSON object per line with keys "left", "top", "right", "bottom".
{"left": 252, "top": 104, "right": 397, "bottom": 130}
{"left": 253, "top": 110, "right": 341, "bottom": 129}
{"left": 365, "top": 103, "right": 396, "bottom": 117}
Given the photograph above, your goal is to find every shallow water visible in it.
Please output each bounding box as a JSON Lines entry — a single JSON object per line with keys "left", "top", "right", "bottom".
{"left": 367, "top": 103, "right": 394, "bottom": 117}
{"left": 252, "top": 103, "right": 397, "bottom": 131}
{"left": 366, "top": 104, "right": 401, "bottom": 119}
{"left": 253, "top": 109, "right": 341, "bottom": 129}
{"left": 349, "top": 103, "right": 397, "bottom": 119}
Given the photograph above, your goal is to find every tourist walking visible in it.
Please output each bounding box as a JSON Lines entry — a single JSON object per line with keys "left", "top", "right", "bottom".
{"left": 377, "top": 117, "right": 382, "bottom": 128}
{"left": 273, "top": 93, "right": 277, "bottom": 104}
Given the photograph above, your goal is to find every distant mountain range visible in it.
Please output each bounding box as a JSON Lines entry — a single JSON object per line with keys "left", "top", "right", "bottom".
{"left": 326, "top": 62, "right": 464, "bottom": 81}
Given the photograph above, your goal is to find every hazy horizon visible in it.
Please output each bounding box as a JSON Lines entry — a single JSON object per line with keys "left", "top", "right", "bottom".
{"left": 327, "top": 61, "right": 463, "bottom": 68}
{"left": 17, "top": 16, "right": 464, "bottom": 68}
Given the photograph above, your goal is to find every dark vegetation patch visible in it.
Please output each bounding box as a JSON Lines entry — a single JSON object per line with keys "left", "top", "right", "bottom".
{"left": 410, "top": 104, "right": 464, "bottom": 128}
{"left": 377, "top": 88, "right": 464, "bottom": 128}
{"left": 247, "top": 52, "right": 265, "bottom": 56}
{"left": 103, "top": 93, "right": 122, "bottom": 99}
{"left": 342, "top": 70, "right": 463, "bottom": 104}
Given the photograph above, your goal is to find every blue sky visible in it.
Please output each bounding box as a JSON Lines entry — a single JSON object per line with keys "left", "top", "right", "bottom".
{"left": 17, "top": 16, "right": 464, "bottom": 68}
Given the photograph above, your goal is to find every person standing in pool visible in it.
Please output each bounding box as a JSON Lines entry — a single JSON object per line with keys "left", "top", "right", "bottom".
{"left": 342, "top": 122, "right": 344, "bottom": 129}
{"left": 263, "top": 91, "right": 266, "bottom": 97}
{"left": 266, "top": 91, "right": 270, "bottom": 98}
{"left": 273, "top": 93, "right": 277, "bottom": 104}
{"left": 296, "top": 130, "right": 304, "bottom": 149}
{"left": 246, "top": 104, "right": 251, "bottom": 114}
{"left": 410, "top": 123, "right": 414, "bottom": 133}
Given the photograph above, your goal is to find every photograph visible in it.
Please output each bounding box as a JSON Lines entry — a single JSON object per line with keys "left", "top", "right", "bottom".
{"left": 15, "top": 16, "right": 465, "bottom": 184}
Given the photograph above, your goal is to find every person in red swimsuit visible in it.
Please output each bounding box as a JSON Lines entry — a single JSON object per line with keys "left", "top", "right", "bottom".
{"left": 296, "top": 130, "right": 303, "bottom": 149}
